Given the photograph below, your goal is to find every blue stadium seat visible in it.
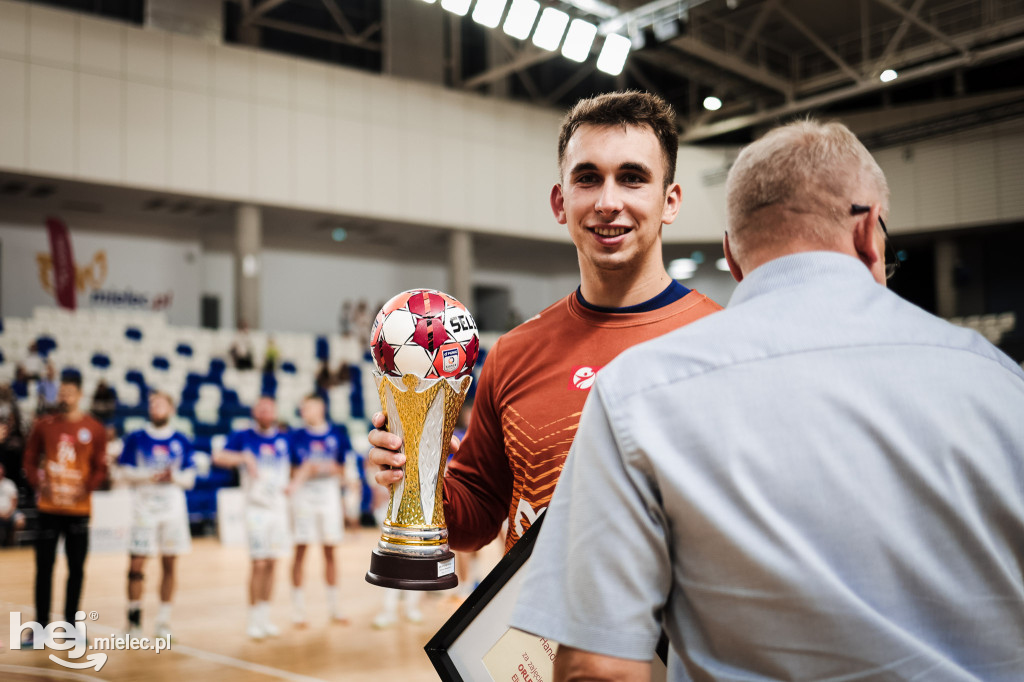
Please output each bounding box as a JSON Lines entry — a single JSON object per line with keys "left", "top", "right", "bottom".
{"left": 152, "top": 356, "right": 170, "bottom": 370}
{"left": 36, "top": 335, "right": 57, "bottom": 356}
{"left": 208, "top": 358, "right": 226, "bottom": 385}
{"left": 349, "top": 364, "right": 364, "bottom": 418}
{"left": 175, "top": 343, "right": 194, "bottom": 357}
{"left": 90, "top": 353, "right": 111, "bottom": 368}
{"left": 125, "top": 327, "right": 143, "bottom": 341}
{"left": 281, "top": 361, "right": 297, "bottom": 374}
{"left": 316, "top": 336, "right": 329, "bottom": 361}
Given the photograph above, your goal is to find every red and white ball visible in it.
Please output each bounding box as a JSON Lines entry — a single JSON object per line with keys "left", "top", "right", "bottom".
{"left": 370, "top": 289, "right": 479, "bottom": 379}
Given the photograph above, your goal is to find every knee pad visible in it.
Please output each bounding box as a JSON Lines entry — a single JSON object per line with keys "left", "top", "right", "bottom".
{"left": 128, "top": 570, "right": 144, "bottom": 582}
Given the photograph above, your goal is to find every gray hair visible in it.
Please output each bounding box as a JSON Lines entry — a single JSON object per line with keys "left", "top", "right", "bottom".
{"left": 726, "top": 119, "right": 889, "bottom": 258}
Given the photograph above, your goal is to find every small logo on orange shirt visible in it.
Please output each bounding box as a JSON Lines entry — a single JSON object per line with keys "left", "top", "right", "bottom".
{"left": 567, "top": 366, "right": 600, "bottom": 391}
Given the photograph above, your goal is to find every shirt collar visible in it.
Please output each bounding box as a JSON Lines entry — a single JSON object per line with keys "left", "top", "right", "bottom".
{"left": 728, "top": 252, "right": 878, "bottom": 308}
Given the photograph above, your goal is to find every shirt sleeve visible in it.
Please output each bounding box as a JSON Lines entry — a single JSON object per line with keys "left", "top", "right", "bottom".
{"left": 509, "top": 378, "right": 671, "bottom": 661}
{"left": 443, "top": 338, "right": 514, "bottom": 552}
{"left": 118, "top": 433, "right": 137, "bottom": 467}
{"left": 224, "top": 430, "right": 244, "bottom": 453}
{"left": 23, "top": 422, "right": 43, "bottom": 489}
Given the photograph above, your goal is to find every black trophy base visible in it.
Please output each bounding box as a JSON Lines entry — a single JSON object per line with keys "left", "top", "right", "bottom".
{"left": 365, "top": 547, "right": 459, "bottom": 591}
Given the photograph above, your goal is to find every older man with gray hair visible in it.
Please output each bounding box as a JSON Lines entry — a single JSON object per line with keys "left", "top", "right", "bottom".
{"left": 510, "top": 119, "right": 1024, "bottom": 681}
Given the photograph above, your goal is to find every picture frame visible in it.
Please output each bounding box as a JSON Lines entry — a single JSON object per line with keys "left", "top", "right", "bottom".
{"left": 424, "top": 513, "right": 669, "bottom": 682}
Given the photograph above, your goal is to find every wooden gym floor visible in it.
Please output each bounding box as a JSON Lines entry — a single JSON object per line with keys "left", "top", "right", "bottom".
{"left": 0, "top": 529, "right": 501, "bottom": 681}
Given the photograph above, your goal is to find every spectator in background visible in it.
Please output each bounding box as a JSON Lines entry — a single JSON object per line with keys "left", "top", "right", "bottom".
{"left": 0, "top": 462, "right": 26, "bottom": 547}
{"left": 351, "top": 301, "right": 371, "bottom": 341}
{"left": 339, "top": 301, "right": 352, "bottom": 337}
{"left": 12, "top": 366, "right": 30, "bottom": 399}
{"left": 36, "top": 363, "right": 59, "bottom": 414}
{"left": 22, "top": 341, "right": 44, "bottom": 380}
{"left": 263, "top": 337, "right": 280, "bottom": 375}
{"left": 0, "top": 385, "right": 26, "bottom": 492}
{"left": 22, "top": 372, "right": 108, "bottom": 646}
{"left": 230, "top": 323, "right": 255, "bottom": 371}
{"left": 90, "top": 379, "right": 118, "bottom": 425}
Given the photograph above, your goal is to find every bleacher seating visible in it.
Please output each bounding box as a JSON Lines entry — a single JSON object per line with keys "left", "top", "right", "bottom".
{"left": 0, "top": 306, "right": 497, "bottom": 531}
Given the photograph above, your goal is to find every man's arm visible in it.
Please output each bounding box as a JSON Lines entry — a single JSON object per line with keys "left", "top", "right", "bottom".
{"left": 23, "top": 422, "right": 43, "bottom": 489}
{"left": 509, "top": 378, "right": 671, "bottom": 665}
{"left": 442, "top": 343, "right": 514, "bottom": 551}
{"left": 554, "top": 646, "right": 651, "bottom": 682}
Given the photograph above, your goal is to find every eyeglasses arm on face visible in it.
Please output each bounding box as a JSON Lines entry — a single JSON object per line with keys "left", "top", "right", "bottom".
{"left": 850, "top": 204, "right": 898, "bottom": 280}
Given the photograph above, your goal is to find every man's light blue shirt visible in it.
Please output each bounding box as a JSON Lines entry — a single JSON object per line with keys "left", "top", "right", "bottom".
{"left": 511, "top": 252, "right": 1024, "bottom": 681}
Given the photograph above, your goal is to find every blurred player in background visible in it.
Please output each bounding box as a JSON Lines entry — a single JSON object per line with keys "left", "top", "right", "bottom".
{"left": 22, "top": 372, "right": 107, "bottom": 646}
{"left": 214, "top": 396, "right": 292, "bottom": 640}
{"left": 117, "top": 391, "right": 195, "bottom": 639}
{"left": 287, "top": 394, "right": 352, "bottom": 626}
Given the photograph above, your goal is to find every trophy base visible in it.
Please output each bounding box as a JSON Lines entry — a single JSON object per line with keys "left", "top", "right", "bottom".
{"left": 365, "top": 547, "right": 459, "bottom": 591}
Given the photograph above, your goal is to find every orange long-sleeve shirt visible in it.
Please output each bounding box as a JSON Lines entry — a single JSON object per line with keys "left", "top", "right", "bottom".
{"left": 24, "top": 413, "right": 108, "bottom": 516}
{"left": 444, "top": 288, "right": 722, "bottom": 552}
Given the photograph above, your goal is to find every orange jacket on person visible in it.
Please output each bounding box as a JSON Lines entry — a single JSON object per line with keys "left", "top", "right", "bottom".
{"left": 24, "top": 414, "right": 108, "bottom": 516}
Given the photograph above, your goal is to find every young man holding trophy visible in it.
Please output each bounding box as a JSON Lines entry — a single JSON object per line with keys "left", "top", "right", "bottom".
{"left": 368, "top": 90, "right": 722, "bottom": 554}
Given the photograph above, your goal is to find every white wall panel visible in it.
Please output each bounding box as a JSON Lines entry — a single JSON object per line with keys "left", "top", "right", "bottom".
{"left": 953, "top": 130, "right": 999, "bottom": 224}
{"left": 367, "top": 123, "right": 404, "bottom": 218}
{"left": 28, "top": 3, "right": 75, "bottom": 68}
{"left": 913, "top": 143, "right": 958, "bottom": 229}
{"left": 212, "top": 96, "right": 251, "bottom": 198}
{"left": 405, "top": 130, "right": 439, "bottom": 223}
{"left": 467, "top": 140, "right": 498, "bottom": 229}
{"left": 254, "top": 51, "right": 290, "bottom": 107}
{"left": 0, "top": 1, "right": 27, "bottom": 59}
{"left": 78, "top": 14, "right": 122, "bottom": 76}
{"left": 330, "top": 116, "right": 368, "bottom": 213}
{"left": 27, "top": 64, "right": 74, "bottom": 175}
{"left": 0, "top": 58, "right": 27, "bottom": 168}
{"left": 873, "top": 147, "right": 914, "bottom": 228}
{"left": 254, "top": 103, "right": 291, "bottom": 203}
{"left": 329, "top": 66, "right": 365, "bottom": 120}
{"left": 169, "top": 89, "right": 210, "bottom": 192}
{"left": 293, "top": 59, "right": 328, "bottom": 114}
{"left": 438, "top": 136, "right": 469, "bottom": 227}
{"left": 123, "top": 27, "right": 167, "bottom": 85}
{"left": 994, "top": 120, "right": 1024, "bottom": 220}
{"left": 124, "top": 81, "right": 167, "bottom": 187}
{"left": 170, "top": 34, "right": 209, "bottom": 93}
{"left": 77, "top": 72, "right": 123, "bottom": 181}
{"left": 293, "top": 110, "right": 330, "bottom": 208}
{"left": 213, "top": 45, "right": 251, "bottom": 100}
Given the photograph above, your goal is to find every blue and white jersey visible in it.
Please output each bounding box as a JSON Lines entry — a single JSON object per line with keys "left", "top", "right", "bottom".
{"left": 289, "top": 424, "right": 352, "bottom": 497}
{"left": 119, "top": 427, "right": 194, "bottom": 481}
{"left": 289, "top": 424, "right": 351, "bottom": 471}
{"left": 225, "top": 427, "right": 291, "bottom": 505}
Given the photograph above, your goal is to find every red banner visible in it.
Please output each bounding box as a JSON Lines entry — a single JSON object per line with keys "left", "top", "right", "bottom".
{"left": 46, "top": 216, "right": 76, "bottom": 310}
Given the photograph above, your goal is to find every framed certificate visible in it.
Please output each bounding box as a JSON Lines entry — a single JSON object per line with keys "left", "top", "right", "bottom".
{"left": 424, "top": 514, "right": 669, "bottom": 682}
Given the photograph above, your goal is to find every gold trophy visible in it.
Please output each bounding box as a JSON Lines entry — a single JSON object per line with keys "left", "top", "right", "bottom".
{"left": 365, "top": 289, "right": 479, "bottom": 590}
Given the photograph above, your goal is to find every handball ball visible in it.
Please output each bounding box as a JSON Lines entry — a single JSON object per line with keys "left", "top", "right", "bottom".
{"left": 370, "top": 289, "right": 479, "bottom": 379}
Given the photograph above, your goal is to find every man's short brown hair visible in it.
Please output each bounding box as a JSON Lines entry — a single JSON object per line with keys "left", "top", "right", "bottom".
{"left": 558, "top": 90, "right": 679, "bottom": 187}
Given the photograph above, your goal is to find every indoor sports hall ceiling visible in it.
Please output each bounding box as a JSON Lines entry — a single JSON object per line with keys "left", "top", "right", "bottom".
{"left": 34, "top": 0, "right": 1024, "bottom": 145}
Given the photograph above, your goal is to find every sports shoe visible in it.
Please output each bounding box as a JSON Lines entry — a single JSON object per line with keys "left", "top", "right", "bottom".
{"left": 20, "top": 631, "right": 35, "bottom": 649}
{"left": 262, "top": 620, "right": 280, "bottom": 637}
{"left": 372, "top": 610, "right": 397, "bottom": 629}
{"left": 246, "top": 621, "right": 266, "bottom": 640}
{"left": 128, "top": 625, "right": 143, "bottom": 640}
{"left": 330, "top": 611, "right": 350, "bottom": 625}
{"left": 154, "top": 623, "right": 172, "bottom": 641}
{"left": 405, "top": 608, "right": 424, "bottom": 624}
